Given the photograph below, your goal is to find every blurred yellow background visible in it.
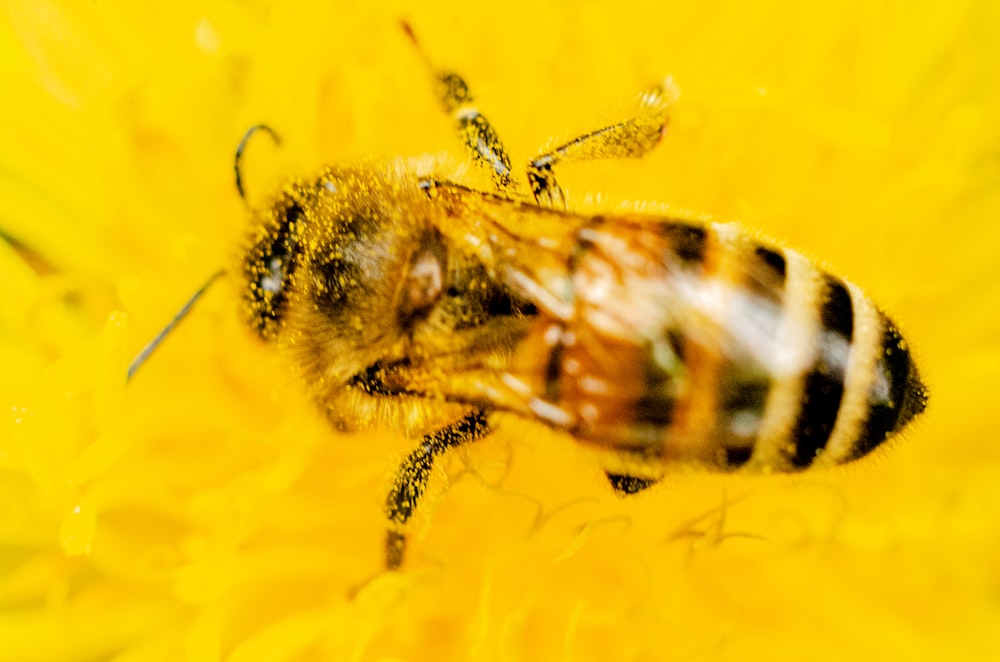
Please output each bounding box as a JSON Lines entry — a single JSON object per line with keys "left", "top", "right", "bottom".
{"left": 1, "top": 1, "right": 998, "bottom": 660}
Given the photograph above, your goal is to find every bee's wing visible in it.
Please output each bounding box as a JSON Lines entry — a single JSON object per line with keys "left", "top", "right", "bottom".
{"left": 426, "top": 184, "right": 814, "bottom": 448}
{"left": 430, "top": 184, "right": 806, "bottom": 371}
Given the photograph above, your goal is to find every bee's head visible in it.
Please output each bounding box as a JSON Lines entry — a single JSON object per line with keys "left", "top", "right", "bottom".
{"left": 240, "top": 165, "right": 447, "bottom": 385}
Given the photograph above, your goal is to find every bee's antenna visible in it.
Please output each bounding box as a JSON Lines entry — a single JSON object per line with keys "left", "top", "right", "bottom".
{"left": 234, "top": 124, "right": 281, "bottom": 204}
{"left": 127, "top": 270, "right": 226, "bottom": 381}
{"left": 400, "top": 20, "right": 433, "bottom": 68}
{"left": 400, "top": 20, "right": 419, "bottom": 48}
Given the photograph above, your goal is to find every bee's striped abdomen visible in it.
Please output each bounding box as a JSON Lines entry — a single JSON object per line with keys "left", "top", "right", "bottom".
{"left": 524, "top": 217, "right": 926, "bottom": 475}
{"left": 699, "top": 225, "right": 927, "bottom": 473}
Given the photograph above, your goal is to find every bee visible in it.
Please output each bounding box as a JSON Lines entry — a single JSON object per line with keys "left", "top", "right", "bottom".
{"left": 131, "top": 25, "right": 927, "bottom": 570}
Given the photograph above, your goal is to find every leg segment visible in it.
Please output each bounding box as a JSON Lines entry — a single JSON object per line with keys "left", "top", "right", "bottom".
{"left": 385, "top": 409, "right": 492, "bottom": 569}
{"left": 403, "top": 23, "right": 515, "bottom": 194}
{"left": 605, "top": 471, "right": 660, "bottom": 496}
{"left": 455, "top": 109, "right": 515, "bottom": 192}
{"left": 528, "top": 77, "right": 680, "bottom": 208}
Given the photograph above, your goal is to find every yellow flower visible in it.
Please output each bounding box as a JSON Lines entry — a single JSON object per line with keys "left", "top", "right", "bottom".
{"left": 2, "top": 1, "right": 999, "bottom": 660}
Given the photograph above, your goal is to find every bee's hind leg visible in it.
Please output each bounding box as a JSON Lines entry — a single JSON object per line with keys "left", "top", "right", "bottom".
{"left": 402, "top": 23, "right": 515, "bottom": 196}
{"left": 527, "top": 77, "right": 680, "bottom": 209}
{"left": 604, "top": 471, "right": 660, "bottom": 496}
{"left": 384, "top": 409, "right": 493, "bottom": 570}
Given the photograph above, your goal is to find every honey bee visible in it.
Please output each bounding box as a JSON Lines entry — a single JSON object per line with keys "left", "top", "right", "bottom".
{"left": 131, "top": 25, "right": 928, "bottom": 570}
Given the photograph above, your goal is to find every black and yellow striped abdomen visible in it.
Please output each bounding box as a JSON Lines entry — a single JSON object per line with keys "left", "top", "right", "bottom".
{"left": 526, "top": 216, "right": 927, "bottom": 474}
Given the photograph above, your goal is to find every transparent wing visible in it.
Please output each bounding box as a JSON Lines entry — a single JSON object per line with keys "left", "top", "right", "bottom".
{"left": 413, "top": 183, "right": 815, "bottom": 451}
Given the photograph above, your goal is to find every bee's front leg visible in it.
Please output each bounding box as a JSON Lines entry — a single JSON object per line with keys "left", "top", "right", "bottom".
{"left": 402, "top": 23, "right": 515, "bottom": 196}
{"left": 527, "top": 77, "right": 680, "bottom": 209}
{"left": 384, "top": 409, "right": 493, "bottom": 570}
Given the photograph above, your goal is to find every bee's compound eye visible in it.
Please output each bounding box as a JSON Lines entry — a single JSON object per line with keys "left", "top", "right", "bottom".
{"left": 260, "top": 256, "right": 286, "bottom": 294}
{"left": 245, "top": 201, "right": 302, "bottom": 336}
{"left": 258, "top": 202, "right": 301, "bottom": 295}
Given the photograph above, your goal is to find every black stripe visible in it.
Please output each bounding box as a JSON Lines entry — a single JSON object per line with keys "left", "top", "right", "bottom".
{"left": 664, "top": 223, "right": 707, "bottom": 264}
{"left": 850, "top": 316, "right": 920, "bottom": 460}
{"left": 755, "top": 246, "right": 786, "bottom": 279}
{"left": 748, "top": 245, "right": 787, "bottom": 302}
{"left": 789, "top": 276, "right": 854, "bottom": 468}
{"left": 821, "top": 276, "right": 854, "bottom": 338}
{"left": 717, "top": 375, "right": 770, "bottom": 470}
{"left": 635, "top": 359, "right": 675, "bottom": 427}
{"left": 635, "top": 335, "right": 682, "bottom": 426}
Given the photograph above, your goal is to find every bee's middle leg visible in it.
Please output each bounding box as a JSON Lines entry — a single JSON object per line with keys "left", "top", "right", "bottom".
{"left": 384, "top": 409, "right": 493, "bottom": 570}
{"left": 527, "top": 77, "right": 680, "bottom": 209}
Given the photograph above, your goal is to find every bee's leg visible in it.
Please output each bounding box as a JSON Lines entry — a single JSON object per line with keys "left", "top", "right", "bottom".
{"left": 604, "top": 471, "right": 660, "bottom": 496}
{"left": 528, "top": 78, "right": 680, "bottom": 208}
{"left": 402, "top": 23, "right": 515, "bottom": 195}
{"left": 384, "top": 409, "right": 492, "bottom": 570}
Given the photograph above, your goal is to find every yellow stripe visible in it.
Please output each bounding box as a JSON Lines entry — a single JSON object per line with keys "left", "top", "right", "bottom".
{"left": 813, "top": 283, "right": 883, "bottom": 467}
{"left": 745, "top": 249, "right": 823, "bottom": 472}
{"left": 664, "top": 224, "right": 727, "bottom": 462}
